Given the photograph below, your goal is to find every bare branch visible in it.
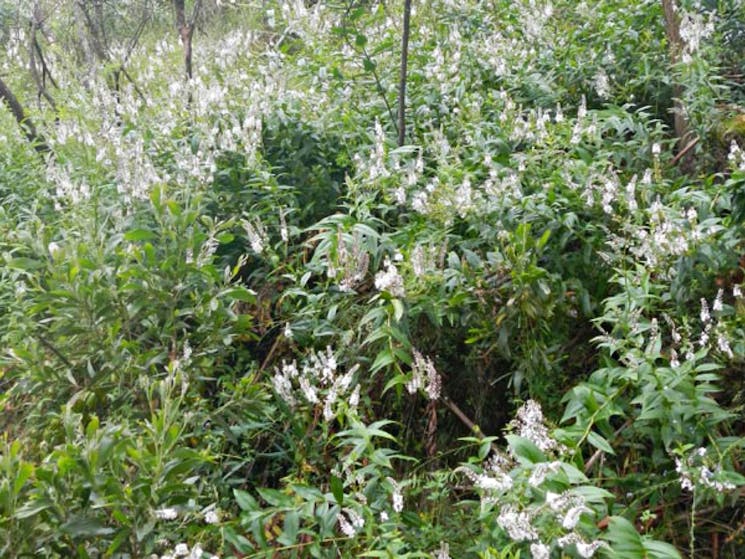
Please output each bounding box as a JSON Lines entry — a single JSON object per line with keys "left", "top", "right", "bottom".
{"left": 0, "top": 75, "right": 49, "bottom": 153}
{"left": 29, "top": 7, "right": 57, "bottom": 111}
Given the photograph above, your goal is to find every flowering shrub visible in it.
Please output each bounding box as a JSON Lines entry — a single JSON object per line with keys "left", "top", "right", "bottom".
{"left": 1, "top": 0, "right": 745, "bottom": 557}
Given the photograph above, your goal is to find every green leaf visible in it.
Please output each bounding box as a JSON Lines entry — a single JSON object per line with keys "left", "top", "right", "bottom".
{"left": 371, "top": 349, "right": 394, "bottom": 373}
{"left": 277, "top": 510, "right": 299, "bottom": 546}
{"left": 6, "top": 257, "right": 43, "bottom": 271}
{"left": 391, "top": 298, "right": 405, "bottom": 322}
{"left": 124, "top": 228, "right": 156, "bottom": 242}
{"left": 643, "top": 540, "right": 683, "bottom": 558}
{"left": 330, "top": 475, "right": 344, "bottom": 505}
{"left": 13, "top": 462, "right": 34, "bottom": 497}
{"left": 505, "top": 435, "right": 545, "bottom": 464}
{"left": 61, "top": 515, "right": 116, "bottom": 537}
{"left": 223, "top": 286, "right": 257, "bottom": 303}
{"left": 14, "top": 497, "right": 52, "bottom": 519}
{"left": 257, "top": 487, "right": 292, "bottom": 507}
{"left": 587, "top": 431, "right": 615, "bottom": 455}
{"left": 603, "top": 516, "right": 644, "bottom": 555}
{"left": 234, "top": 489, "right": 257, "bottom": 511}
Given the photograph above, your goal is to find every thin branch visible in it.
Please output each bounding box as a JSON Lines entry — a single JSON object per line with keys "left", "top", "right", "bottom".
{"left": 29, "top": 15, "right": 57, "bottom": 111}
{"left": 397, "top": 0, "right": 412, "bottom": 146}
{"left": 583, "top": 419, "right": 632, "bottom": 473}
{"left": 189, "top": 0, "right": 203, "bottom": 27}
{"left": 36, "top": 335, "right": 76, "bottom": 374}
{"left": 441, "top": 395, "right": 503, "bottom": 456}
{"left": 0, "top": 75, "right": 49, "bottom": 153}
{"left": 340, "top": 6, "right": 397, "bottom": 134}
{"left": 35, "top": 37, "right": 59, "bottom": 90}
{"left": 119, "top": 66, "right": 147, "bottom": 103}
{"left": 671, "top": 135, "right": 700, "bottom": 166}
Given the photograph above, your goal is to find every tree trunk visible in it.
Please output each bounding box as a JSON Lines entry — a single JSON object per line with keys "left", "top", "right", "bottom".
{"left": 0, "top": 76, "right": 48, "bottom": 153}
{"left": 397, "top": 0, "right": 412, "bottom": 147}
{"left": 29, "top": 5, "right": 57, "bottom": 111}
{"left": 661, "top": 0, "right": 694, "bottom": 169}
{"left": 174, "top": 0, "right": 200, "bottom": 81}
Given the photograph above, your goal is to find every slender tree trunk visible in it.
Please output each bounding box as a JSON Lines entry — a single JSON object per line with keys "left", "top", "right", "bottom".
{"left": 174, "top": 0, "right": 201, "bottom": 81}
{"left": 29, "top": 7, "right": 57, "bottom": 111}
{"left": 0, "top": 76, "right": 48, "bottom": 152}
{"left": 661, "top": 0, "right": 694, "bottom": 168}
{"left": 397, "top": 0, "right": 412, "bottom": 147}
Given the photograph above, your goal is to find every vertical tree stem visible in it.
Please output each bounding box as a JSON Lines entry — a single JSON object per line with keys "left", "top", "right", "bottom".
{"left": 661, "top": 0, "right": 693, "bottom": 169}
{"left": 397, "top": 0, "right": 412, "bottom": 147}
{"left": 0, "top": 76, "right": 49, "bottom": 153}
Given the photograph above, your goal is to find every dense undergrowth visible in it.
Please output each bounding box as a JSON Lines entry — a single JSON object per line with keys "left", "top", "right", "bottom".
{"left": 1, "top": 0, "right": 745, "bottom": 557}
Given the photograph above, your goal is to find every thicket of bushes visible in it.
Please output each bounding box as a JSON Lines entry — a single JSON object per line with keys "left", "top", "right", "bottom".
{"left": 1, "top": 0, "right": 745, "bottom": 557}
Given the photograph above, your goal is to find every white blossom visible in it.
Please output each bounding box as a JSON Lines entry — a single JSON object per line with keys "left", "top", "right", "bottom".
{"left": 154, "top": 507, "right": 178, "bottom": 520}
{"left": 497, "top": 505, "right": 538, "bottom": 542}
{"left": 530, "top": 542, "right": 550, "bottom": 559}
{"left": 435, "top": 541, "right": 451, "bottom": 559}
{"left": 375, "top": 258, "right": 406, "bottom": 297}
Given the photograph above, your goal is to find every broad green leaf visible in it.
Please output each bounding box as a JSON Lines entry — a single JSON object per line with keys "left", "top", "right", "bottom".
{"left": 234, "top": 489, "right": 257, "bottom": 511}
{"left": 505, "top": 435, "right": 545, "bottom": 464}
{"left": 124, "top": 228, "right": 156, "bottom": 242}
{"left": 587, "top": 431, "right": 615, "bottom": 455}
{"left": 61, "top": 515, "right": 115, "bottom": 537}
{"left": 330, "top": 475, "right": 344, "bottom": 505}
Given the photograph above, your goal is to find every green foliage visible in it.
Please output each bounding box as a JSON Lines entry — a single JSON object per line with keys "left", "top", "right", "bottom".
{"left": 2, "top": 0, "right": 745, "bottom": 557}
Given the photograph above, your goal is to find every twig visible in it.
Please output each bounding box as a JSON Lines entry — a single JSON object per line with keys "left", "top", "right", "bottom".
{"left": 583, "top": 418, "right": 632, "bottom": 473}
{"left": 119, "top": 66, "right": 147, "bottom": 103}
{"left": 441, "top": 395, "right": 502, "bottom": 456}
{"left": 671, "top": 136, "right": 700, "bottom": 167}
{"left": 36, "top": 335, "right": 76, "bottom": 377}
{"left": 29, "top": 16, "right": 57, "bottom": 111}
{"left": 258, "top": 331, "right": 282, "bottom": 372}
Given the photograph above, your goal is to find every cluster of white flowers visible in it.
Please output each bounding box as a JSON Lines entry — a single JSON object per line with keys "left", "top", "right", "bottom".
{"left": 387, "top": 477, "right": 404, "bottom": 513}
{"left": 115, "top": 130, "right": 163, "bottom": 204}
{"left": 603, "top": 193, "right": 719, "bottom": 278}
{"left": 407, "top": 349, "right": 442, "bottom": 400}
{"left": 497, "top": 505, "right": 539, "bottom": 542}
{"left": 675, "top": 446, "right": 738, "bottom": 493}
{"left": 530, "top": 542, "right": 551, "bottom": 559}
{"left": 570, "top": 96, "right": 596, "bottom": 145}
{"left": 410, "top": 243, "right": 441, "bottom": 277}
{"left": 154, "top": 507, "right": 178, "bottom": 520}
{"left": 326, "top": 229, "right": 370, "bottom": 293}
{"left": 545, "top": 490, "right": 591, "bottom": 531}
{"left": 150, "top": 543, "right": 218, "bottom": 559}
{"left": 48, "top": 162, "right": 91, "bottom": 211}
{"left": 352, "top": 120, "right": 392, "bottom": 184}
{"left": 679, "top": 9, "right": 715, "bottom": 62}
{"left": 337, "top": 507, "right": 365, "bottom": 537}
{"left": 374, "top": 257, "right": 406, "bottom": 298}
{"left": 696, "top": 292, "right": 734, "bottom": 358}
{"left": 271, "top": 347, "right": 360, "bottom": 420}
{"left": 510, "top": 400, "right": 564, "bottom": 454}
{"left": 151, "top": 505, "right": 220, "bottom": 559}
{"left": 528, "top": 460, "right": 562, "bottom": 487}
{"left": 458, "top": 452, "right": 515, "bottom": 501}
{"left": 728, "top": 140, "right": 745, "bottom": 171}
{"left": 242, "top": 218, "right": 268, "bottom": 255}
{"left": 433, "top": 541, "right": 451, "bottom": 559}
{"left": 593, "top": 69, "right": 611, "bottom": 99}
{"left": 556, "top": 533, "right": 605, "bottom": 558}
